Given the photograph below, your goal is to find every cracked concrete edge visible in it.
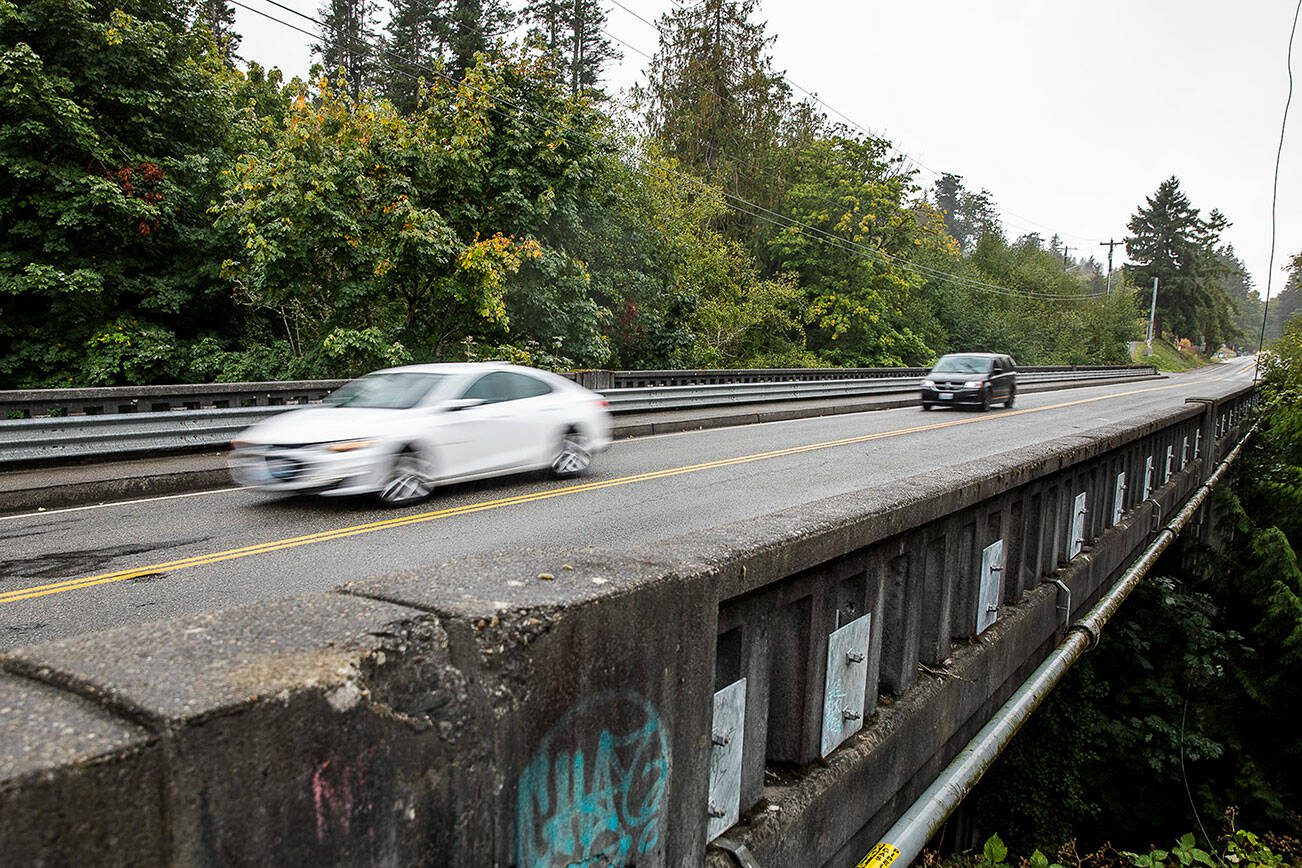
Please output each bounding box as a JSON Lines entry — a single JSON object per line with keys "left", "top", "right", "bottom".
{"left": 0, "top": 375, "right": 1162, "bottom": 515}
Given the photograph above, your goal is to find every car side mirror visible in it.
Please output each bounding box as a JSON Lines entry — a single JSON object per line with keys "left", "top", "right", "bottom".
{"left": 442, "top": 397, "right": 484, "bottom": 411}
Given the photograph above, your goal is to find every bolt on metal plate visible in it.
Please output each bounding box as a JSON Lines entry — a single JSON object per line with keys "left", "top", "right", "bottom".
{"left": 708, "top": 677, "right": 747, "bottom": 841}
{"left": 821, "top": 613, "right": 871, "bottom": 757}
{"left": 976, "top": 538, "right": 1005, "bottom": 634}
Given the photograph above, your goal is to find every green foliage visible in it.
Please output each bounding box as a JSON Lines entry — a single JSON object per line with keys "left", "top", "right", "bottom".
{"left": 0, "top": 0, "right": 1192, "bottom": 387}
{"left": 0, "top": 0, "right": 277, "bottom": 386}
{"left": 521, "top": 0, "right": 618, "bottom": 99}
{"left": 313, "top": 0, "right": 381, "bottom": 99}
{"left": 215, "top": 48, "right": 619, "bottom": 371}
{"left": 633, "top": 0, "right": 791, "bottom": 218}
{"left": 961, "top": 324, "right": 1302, "bottom": 857}
{"left": 1123, "top": 833, "right": 1216, "bottom": 868}
{"left": 1125, "top": 177, "right": 1238, "bottom": 349}
{"left": 983, "top": 835, "right": 1010, "bottom": 866}
{"left": 933, "top": 824, "right": 1295, "bottom": 868}
{"left": 768, "top": 133, "right": 942, "bottom": 366}
{"left": 1132, "top": 338, "right": 1210, "bottom": 372}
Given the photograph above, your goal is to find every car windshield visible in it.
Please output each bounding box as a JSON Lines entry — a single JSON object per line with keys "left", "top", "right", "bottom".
{"left": 326, "top": 373, "right": 447, "bottom": 409}
{"left": 931, "top": 356, "right": 993, "bottom": 374}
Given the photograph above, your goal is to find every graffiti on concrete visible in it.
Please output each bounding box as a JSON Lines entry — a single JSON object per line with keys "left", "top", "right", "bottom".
{"left": 312, "top": 749, "right": 376, "bottom": 843}
{"left": 516, "top": 692, "right": 670, "bottom": 867}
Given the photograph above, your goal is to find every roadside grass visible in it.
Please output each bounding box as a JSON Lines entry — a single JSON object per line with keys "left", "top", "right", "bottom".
{"left": 1131, "top": 339, "right": 1210, "bottom": 372}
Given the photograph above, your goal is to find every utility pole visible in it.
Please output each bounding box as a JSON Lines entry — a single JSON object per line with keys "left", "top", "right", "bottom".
{"left": 1062, "top": 246, "right": 1074, "bottom": 267}
{"left": 1099, "top": 239, "right": 1123, "bottom": 294}
{"left": 1145, "top": 276, "right": 1159, "bottom": 355}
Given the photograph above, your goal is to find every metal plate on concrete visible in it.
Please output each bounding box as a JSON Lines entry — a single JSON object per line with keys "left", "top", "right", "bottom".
{"left": 1069, "top": 492, "right": 1087, "bottom": 560}
{"left": 708, "top": 678, "right": 746, "bottom": 841}
{"left": 976, "top": 539, "right": 1004, "bottom": 635}
{"left": 1164, "top": 444, "right": 1174, "bottom": 482}
{"left": 1194, "top": 429, "right": 1202, "bottom": 459}
{"left": 1143, "top": 455, "right": 1155, "bottom": 499}
{"left": 1112, "top": 471, "right": 1126, "bottom": 526}
{"left": 820, "top": 614, "right": 871, "bottom": 757}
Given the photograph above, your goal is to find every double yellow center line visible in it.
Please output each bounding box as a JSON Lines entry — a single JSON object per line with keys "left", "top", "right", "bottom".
{"left": 0, "top": 379, "right": 1207, "bottom": 605}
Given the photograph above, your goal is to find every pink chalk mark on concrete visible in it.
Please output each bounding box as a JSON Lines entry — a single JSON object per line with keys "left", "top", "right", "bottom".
{"left": 311, "top": 749, "right": 376, "bottom": 843}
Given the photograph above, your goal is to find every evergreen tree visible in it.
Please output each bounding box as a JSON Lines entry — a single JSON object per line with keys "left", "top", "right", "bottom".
{"left": 1264, "top": 251, "right": 1302, "bottom": 343}
{"left": 931, "top": 172, "right": 1001, "bottom": 253}
{"left": 1212, "top": 245, "right": 1261, "bottom": 349}
{"left": 196, "top": 0, "right": 240, "bottom": 64}
{"left": 385, "top": 0, "right": 447, "bottom": 112}
{"left": 634, "top": 0, "right": 791, "bottom": 204}
{"left": 1125, "top": 177, "right": 1236, "bottom": 348}
{"left": 384, "top": 0, "right": 511, "bottom": 104}
{"left": 522, "top": 0, "right": 619, "bottom": 98}
{"left": 313, "top": 0, "right": 380, "bottom": 98}
{"left": 443, "top": 0, "right": 512, "bottom": 77}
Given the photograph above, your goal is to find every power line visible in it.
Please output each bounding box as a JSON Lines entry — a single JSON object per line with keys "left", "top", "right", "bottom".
{"left": 604, "top": 0, "right": 1103, "bottom": 245}
{"left": 232, "top": 0, "right": 1105, "bottom": 302}
{"left": 1256, "top": 0, "right": 1302, "bottom": 381}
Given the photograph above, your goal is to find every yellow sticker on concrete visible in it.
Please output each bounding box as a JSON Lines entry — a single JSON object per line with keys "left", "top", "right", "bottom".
{"left": 857, "top": 842, "right": 902, "bottom": 868}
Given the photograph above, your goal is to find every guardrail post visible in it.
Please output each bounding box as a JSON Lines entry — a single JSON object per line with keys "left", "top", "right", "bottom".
{"left": 571, "top": 370, "right": 615, "bottom": 391}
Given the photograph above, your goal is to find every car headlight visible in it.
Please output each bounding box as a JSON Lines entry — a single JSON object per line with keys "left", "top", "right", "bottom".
{"left": 324, "top": 439, "right": 378, "bottom": 452}
{"left": 922, "top": 379, "right": 935, "bottom": 388}
{"left": 965, "top": 379, "right": 986, "bottom": 388}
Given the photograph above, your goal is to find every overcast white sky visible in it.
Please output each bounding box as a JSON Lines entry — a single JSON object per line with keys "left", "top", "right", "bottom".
{"left": 235, "top": 0, "right": 1302, "bottom": 300}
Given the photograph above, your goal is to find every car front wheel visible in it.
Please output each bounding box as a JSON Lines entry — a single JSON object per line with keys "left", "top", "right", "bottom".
{"left": 552, "top": 428, "right": 592, "bottom": 478}
{"left": 1005, "top": 388, "right": 1016, "bottom": 408}
{"left": 378, "top": 448, "right": 433, "bottom": 506}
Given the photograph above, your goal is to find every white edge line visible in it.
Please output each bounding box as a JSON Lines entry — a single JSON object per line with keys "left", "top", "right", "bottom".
{"left": 0, "top": 486, "right": 247, "bottom": 522}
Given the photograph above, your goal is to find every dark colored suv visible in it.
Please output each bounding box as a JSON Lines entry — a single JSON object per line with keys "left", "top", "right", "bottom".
{"left": 920, "top": 353, "right": 1017, "bottom": 411}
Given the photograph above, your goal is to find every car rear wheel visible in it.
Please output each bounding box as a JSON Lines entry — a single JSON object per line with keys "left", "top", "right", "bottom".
{"left": 551, "top": 428, "right": 591, "bottom": 478}
{"left": 378, "top": 448, "right": 433, "bottom": 506}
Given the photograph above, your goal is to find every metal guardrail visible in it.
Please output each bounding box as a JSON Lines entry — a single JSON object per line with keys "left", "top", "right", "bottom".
{"left": 0, "top": 380, "right": 348, "bottom": 419}
{"left": 0, "top": 368, "right": 1158, "bottom": 468}
{"left": 0, "top": 366, "right": 1154, "bottom": 418}
{"left": 600, "top": 369, "right": 1139, "bottom": 412}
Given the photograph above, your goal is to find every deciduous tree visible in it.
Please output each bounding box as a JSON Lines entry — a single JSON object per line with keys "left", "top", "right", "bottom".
{"left": 0, "top": 0, "right": 260, "bottom": 385}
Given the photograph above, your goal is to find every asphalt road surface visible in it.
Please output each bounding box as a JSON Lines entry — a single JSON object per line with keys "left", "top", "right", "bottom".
{"left": 0, "top": 358, "right": 1257, "bottom": 650}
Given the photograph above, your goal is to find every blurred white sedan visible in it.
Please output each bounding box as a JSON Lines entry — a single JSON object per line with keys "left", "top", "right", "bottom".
{"left": 228, "top": 363, "right": 612, "bottom": 505}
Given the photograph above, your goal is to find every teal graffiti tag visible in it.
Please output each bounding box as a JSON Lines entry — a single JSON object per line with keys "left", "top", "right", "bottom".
{"left": 516, "top": 692, "right": 670, "bottom": 867}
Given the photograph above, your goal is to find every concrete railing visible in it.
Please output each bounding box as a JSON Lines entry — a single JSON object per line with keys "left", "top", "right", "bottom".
{"left": 0, "top": 384, "right": 1254, "bottom": 866}
{"left": 0, "top": 365, "right": 1155, "bottom": 418}
{"left": 0, "top": 367, "right": 1159, "bottom": 467}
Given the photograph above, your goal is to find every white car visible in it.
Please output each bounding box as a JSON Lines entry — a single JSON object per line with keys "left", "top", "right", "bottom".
{"left": 228, "top": 363, "right": 613, "bottom": 505}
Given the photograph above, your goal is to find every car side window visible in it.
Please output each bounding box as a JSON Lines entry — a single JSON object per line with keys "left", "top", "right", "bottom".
{"left": 461, "top": 372, "right": 515, "bottom": 404}
{"left": 461, "top": 371, "right": 555, "bottom": 403}
{"left": 506, "top": 372, "right": 554, "bottom": 399}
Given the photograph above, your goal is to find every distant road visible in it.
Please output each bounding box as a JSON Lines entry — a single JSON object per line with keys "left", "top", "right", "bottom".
{"left": 0, "top": 358, "right": 1256, "bottom": 649}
